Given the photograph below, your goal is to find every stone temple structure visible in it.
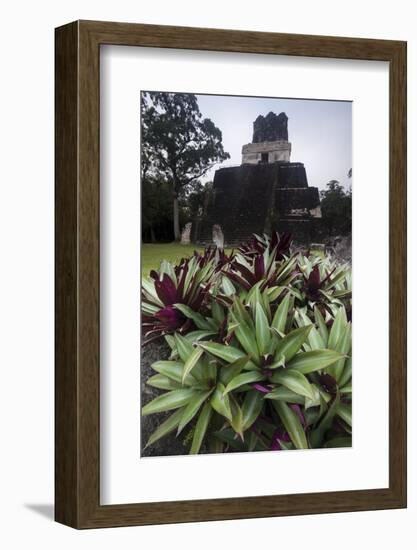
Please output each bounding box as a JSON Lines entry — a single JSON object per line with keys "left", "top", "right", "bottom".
{"left": 242, "top": 112, "right": 291, "bottom": 164}
{"left": 193, "top": 112, "right": 322, "bottom": 246}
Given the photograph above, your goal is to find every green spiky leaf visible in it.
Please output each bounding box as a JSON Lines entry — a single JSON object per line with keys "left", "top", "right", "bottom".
{"left": 145, "top": 408, "right": 184, "bottom": 448}
{"left": 177, "top": 390, "right": 213, "bottom": 434}
{"left": 190, "top": 402, "right": 213, "bottom": 454}
{"left": 288, "top": 349, "right": 344, "bottom": 374}
{"left": 223, "top": 371, "right": 264, "bottom": 395}
{"left": 270, "top": 369, "right": 315, "bottom": 400}
{"left": 142, "top": 388, "right": 196, "bottom": 416}
{"left": 273, "top": 401, "right": 308, "bottom": 449}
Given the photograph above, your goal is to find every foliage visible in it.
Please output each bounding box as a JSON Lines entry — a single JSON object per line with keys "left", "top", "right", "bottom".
{"left": 141, "top": 232, "right": 352, "bottom": 453}
{"left": 142, "top": 177, "right": 179, "bottom": 242}
{"left": 320, "top": 180, "right": 352, "bottom": 237}
{"left": 141, "top": 92, "right": 230, "bottom": 240}
{"left": 141, "top": 248, "right": 234, "bottom": 344}
{"left": 182, "top": 180, "right": 214, "bottom": 221}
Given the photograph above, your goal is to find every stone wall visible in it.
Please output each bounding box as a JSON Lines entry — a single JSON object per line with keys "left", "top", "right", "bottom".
{"left": 277, "top": 162, "right": 309, "bottom": 188}
{"left": 275, "top": 187, "right": 321, "bottom": 214}
{"left": 193, "top": 162, "right": 323, "bottom": 247}
{"left": 241, "top": 140, "right": 291, "bottom": 164}
{"left": 194, "top": 164, "right": 276, "bottom": 246}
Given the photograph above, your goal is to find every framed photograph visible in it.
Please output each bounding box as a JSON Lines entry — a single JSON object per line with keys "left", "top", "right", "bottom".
{"left": 55, "top": 20, "right": 407, "bottom": 528}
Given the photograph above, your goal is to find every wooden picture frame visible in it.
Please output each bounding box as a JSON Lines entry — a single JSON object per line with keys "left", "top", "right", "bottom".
{"left": 55, "top": 20, "right": 407, "bottom": 529}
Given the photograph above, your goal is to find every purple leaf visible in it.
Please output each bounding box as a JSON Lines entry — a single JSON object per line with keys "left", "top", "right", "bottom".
{"left": 290, "top": 404, "right": 306, "bottom": 426}
{"left": 155, "top": 305, "right": 183, "bottom": 329}
{"left": 308, "top": 265, "right": 321, "bottom": 290}
{"left": 270, "top": 428, "right": 291, "bottom": 450}
{"left": 322, "top": 266, "right": 337, "bottom": 286}
{"left": 149, "top": 270, "right": 159, "bottom": 281}
{"left": 254, "top": 254, "right": 265, "bottom": 280}
{"left": 270, "top": 231, "right": 279, "bottom": 251}
{"left": 216, "top": 318, "right": 228, "bottom": 343}
{"left": 276, "top": 232, "right": 292, "bottom": 259}
{"left": 154, "top": 274, "right": 178, "bottom": 305}
{"left": 252, "top": 383, "right": 271, "bottom": 394}
{"left": 319, "top": 373, "right": 338, "bottom": 394}
{"left": 234, "top": 263, "right": 256, "bottom": 285}
{"left": 226, "top": 271, "right": 252, "bottom": 291}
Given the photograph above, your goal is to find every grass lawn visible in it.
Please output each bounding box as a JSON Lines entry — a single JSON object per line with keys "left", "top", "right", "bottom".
{"left": 142, "top": 242, "right": 323, "bottom": 278}
{"left": 142, "top": 243, "right": 206, "bottom": 278}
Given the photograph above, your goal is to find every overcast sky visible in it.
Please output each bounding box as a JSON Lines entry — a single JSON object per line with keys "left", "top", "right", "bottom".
{"left": 195, "top": 93, "right": 352, "bottom": 191}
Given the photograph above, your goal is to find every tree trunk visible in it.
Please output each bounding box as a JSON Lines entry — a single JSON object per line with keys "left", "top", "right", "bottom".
{"left": 173, "top": 194, "right": 180, "bottom": 241}
{"left": 150, "top": 225, "right": 156, "bottom": 243}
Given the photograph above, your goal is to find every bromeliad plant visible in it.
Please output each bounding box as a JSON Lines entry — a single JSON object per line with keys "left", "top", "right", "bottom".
{"left": 289, "top": 253, "right": 352, "bottom": 331}
{"left": 237, "top": 231, "right": 292, "bottom": 260}
{"left": 223, "top": 232, "right": 298, "bottom": 294}
{"left": 142, "top": 239, "right": 352, "bottom": 453}
{"left": 142, "top": 248, "right": 235, "bottom": 344}
{"left": 143, "top": 254, "right": 213, "bottom": 344}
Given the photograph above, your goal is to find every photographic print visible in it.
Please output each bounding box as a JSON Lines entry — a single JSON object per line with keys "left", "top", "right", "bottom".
{"left": 55, "top": 21, "right": 406, "bottom": 527}
{"left": 141, "top": 91, "right": 352, "bottom": 457}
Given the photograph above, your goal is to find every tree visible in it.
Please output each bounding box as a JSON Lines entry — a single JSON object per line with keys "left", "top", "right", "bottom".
{"left": 142, "top": 177, "right": 174, "bottom": 242}
{"left": 182, "top": 180, "right": 214, "bottom": 221}
{"left": 141, "top": 92, "right": 230, "bottom": 240}
{"left": 320, "top": 180, "right": 352, "bottom": 237}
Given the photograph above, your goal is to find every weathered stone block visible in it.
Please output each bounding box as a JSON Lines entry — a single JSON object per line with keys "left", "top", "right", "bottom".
{"left": 180, "top": 222, "right": 192, "bottom": 244}
{"left": 242, "top": 141, "right": 291, "bottom": 164}
{"left": 194, "top": 162, "right": 322, "bottom": 246}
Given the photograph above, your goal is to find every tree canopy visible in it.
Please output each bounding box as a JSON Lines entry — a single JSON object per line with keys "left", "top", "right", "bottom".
{"left": 320, "top": 180, "right": 352, "bottom": 237}
{"left": 141, "top": 92, "right": 229, "bottom": 240}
